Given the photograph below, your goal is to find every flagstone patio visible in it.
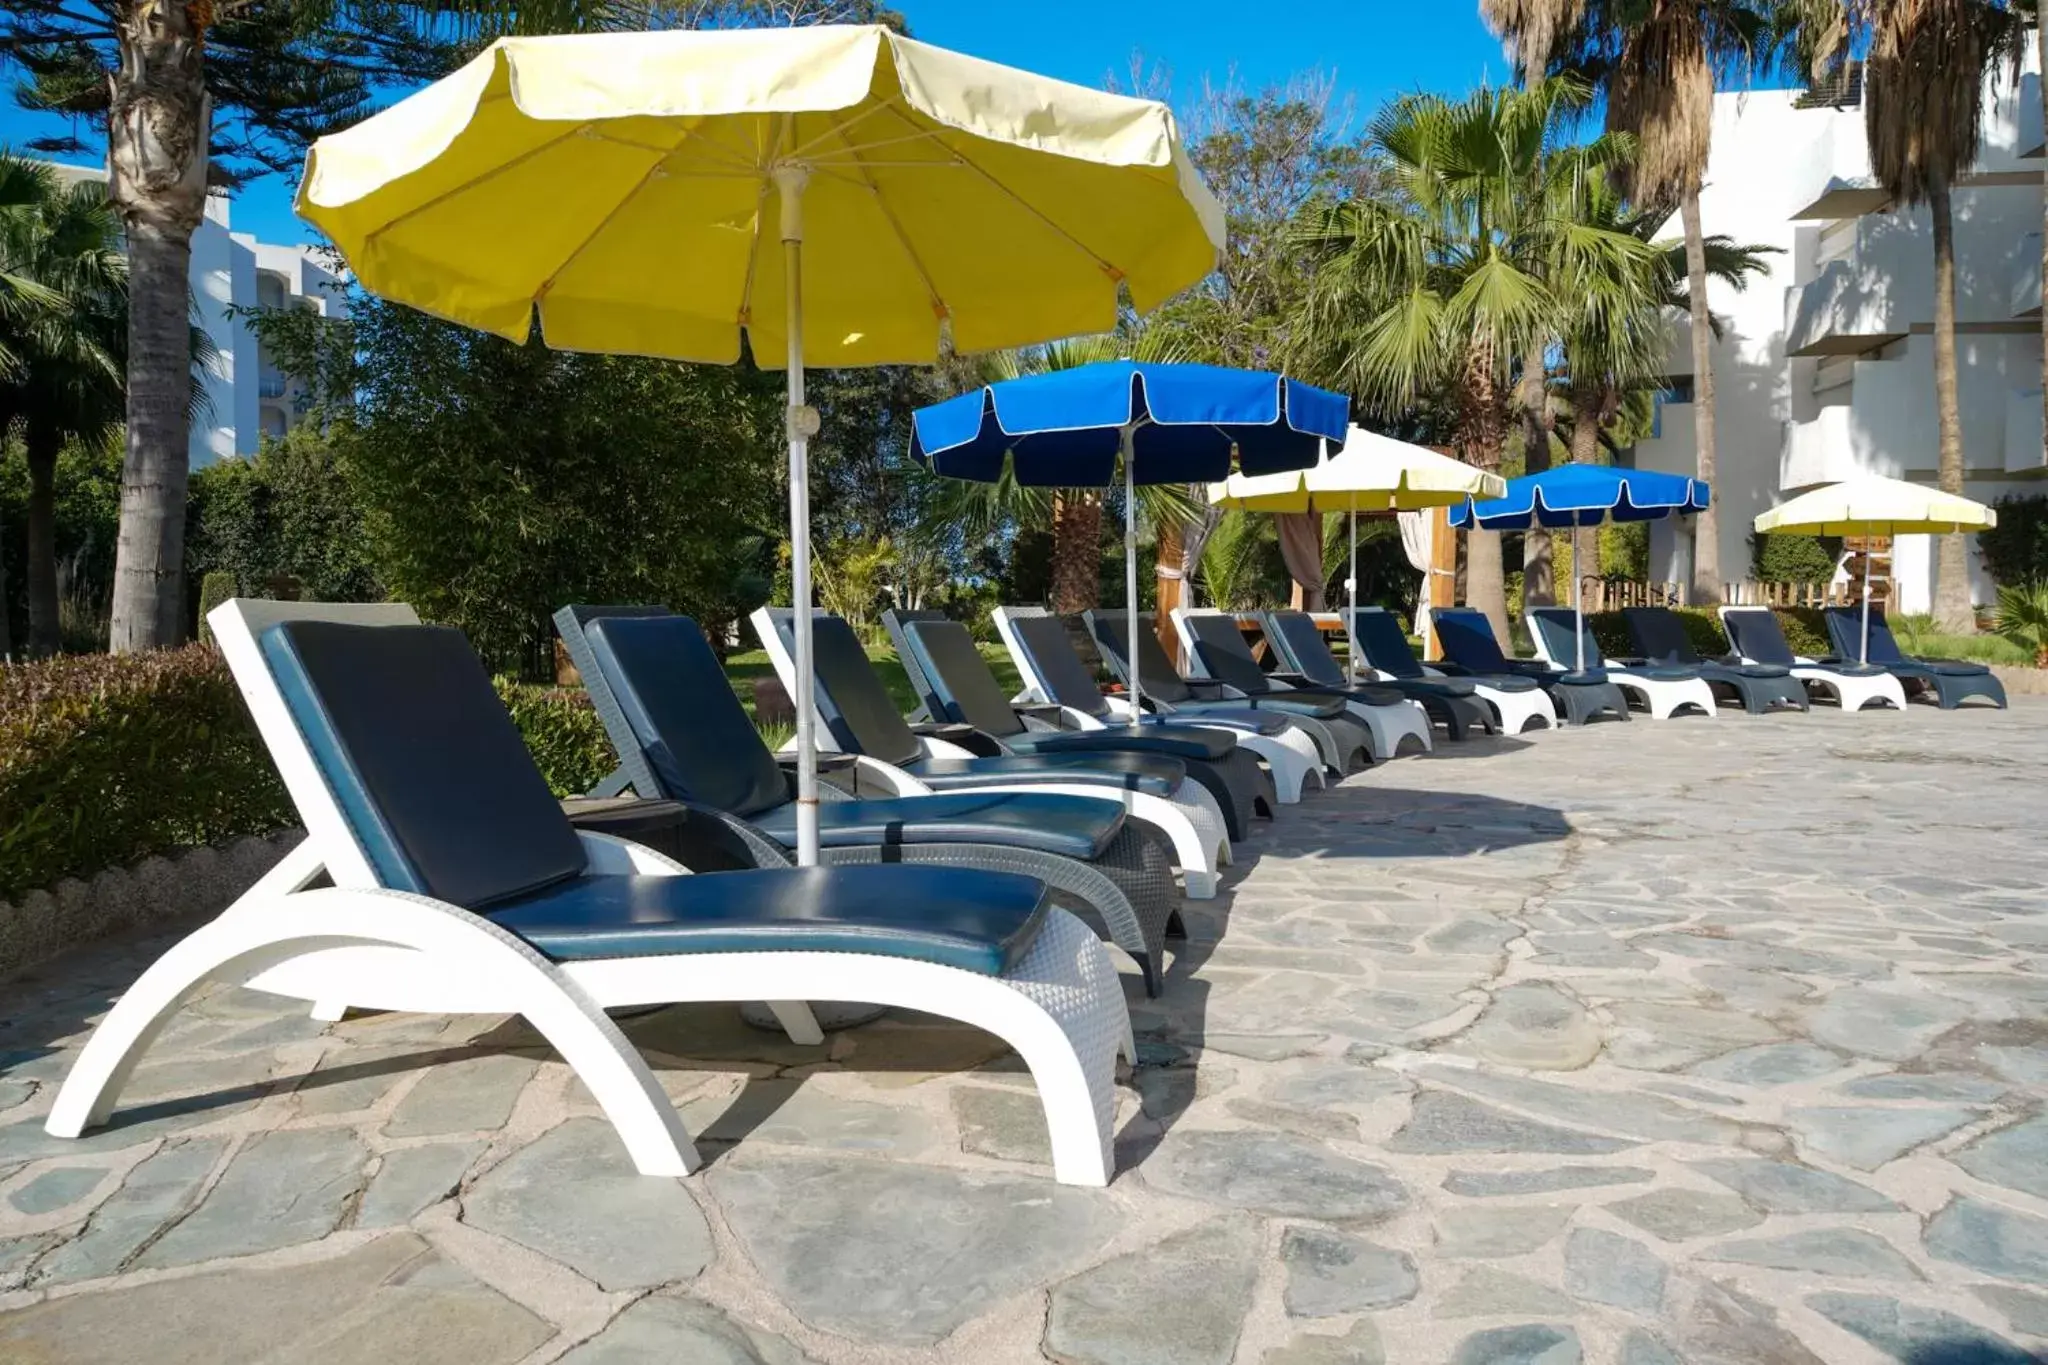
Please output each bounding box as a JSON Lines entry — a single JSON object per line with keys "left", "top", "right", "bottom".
{"left": 1, "top": 700, "right": 2045, "bottom": 1364}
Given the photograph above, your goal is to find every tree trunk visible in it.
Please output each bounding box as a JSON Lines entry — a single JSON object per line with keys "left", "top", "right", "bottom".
{"left": 105, "top": 6, "right": 210, "bottom": 653}
{"left": 25, "top": 425, "right": 62, "bottom": 657}
{"left": 1680, "top": 190, "right": 1721, "bottom": 606}
{"left": 1567, "top": 394, "right": 1605, "bottom": 611}
{"left": 1929, "top": 174, "right": 1975, "bottom": 633}
{"left": 1458, "top": 338, "right": 1512, "bottom": 647}
{"left": 1519, "top": 341, "right": 1555, "bottom": 607}
{"left": 1154, "top": 514, "right": 1187, "bottom": 667}
{"left": 1049, "top": 489, "right": 1103, "bottom": 615}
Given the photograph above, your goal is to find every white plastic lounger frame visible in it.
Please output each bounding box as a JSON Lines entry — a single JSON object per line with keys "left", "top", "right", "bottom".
{"left": 1341, "top": 611, "right": 1558, "bottom": 735}
{"left": 991, "top": 605, "right": 1324, "bottom": 804}
{"left": 1525, "top": 612, "right": 1718, "bottom": 721}
{"left": 747, "top": 607, "right": 1227, "bottom": 899}
{"left": 1171, "top": 607, "right": 1435, "bottom": 759}
{"left": 44, "top": 598, "right": 1133, "bottom": 1187}
{"left": 1717, "top": 607, "right": 1907, "bottom": 713}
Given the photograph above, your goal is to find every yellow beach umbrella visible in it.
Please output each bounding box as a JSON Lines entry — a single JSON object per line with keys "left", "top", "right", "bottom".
{"left": 1209, "top": 427, "right": 1505, "bottom": 681}
{"left": 296, "top": 24, "right": 1225, "bottom": 863}
{"left": 1753, "top": 474, "right": 1997, "bottom": 663}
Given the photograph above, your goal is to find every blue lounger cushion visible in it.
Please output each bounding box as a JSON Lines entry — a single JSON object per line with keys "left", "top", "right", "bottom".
{"left": 262, "top": 619, "right": 589, "bottom": 908}
{"left": 489, "top": 863, "right": 1052, "bottom": 977}
{"left": 751, "top": 790, "right": 1121, "bottom": 861}
{"left": 908, "top": 755, "right": 1180, "bottom": 796}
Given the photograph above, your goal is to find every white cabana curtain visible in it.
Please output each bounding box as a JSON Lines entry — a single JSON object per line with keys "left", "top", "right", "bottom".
{"left": 1399, "top": 509, "right": 1434, "bottom": 634}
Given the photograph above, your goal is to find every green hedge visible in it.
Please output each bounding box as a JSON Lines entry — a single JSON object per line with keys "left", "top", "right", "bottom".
{"left": 0, "top": 646, "right": 625, "bottom": 904}
{"left": 493, "top": 679, "right": 615, "bottom": 797}
{"left": 1568, "top": 605, "right": 1830, "bottom": 661}
{"left": 0, "top": 646, "right": 295, "bottom": 903}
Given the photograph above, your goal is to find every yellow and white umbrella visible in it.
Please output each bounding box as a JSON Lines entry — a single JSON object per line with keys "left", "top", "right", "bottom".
{"left": 1753, "top": 474, "right": 1997, "bottom": 663}
{"left": 296, "top": 24, "right": 1225, "bottom": 862}
{"left": 1209, "top": 426, "right": 1505, "bottom": 681}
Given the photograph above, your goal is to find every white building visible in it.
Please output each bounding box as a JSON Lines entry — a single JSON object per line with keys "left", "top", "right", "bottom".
{"left": 1632, "top": 49, "right": 2044, "bottom": 612}
{"left": 46, "top": 162, "right": 348, "bottom": 469}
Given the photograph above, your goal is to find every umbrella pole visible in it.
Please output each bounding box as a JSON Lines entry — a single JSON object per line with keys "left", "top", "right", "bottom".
{"left": 775, "top": 164, "right": 820, "bottom": 867}
{"left": 1123, "top": 425, "right": 1143, "bottom": 722}
{"left": 1860, "top": 541, "right": 1872, "bottom": 665}
{"left": 1573, "top": 520, "right": 1585, "bottom": 674}
{"left": 1347, "top": 502, "right": 1358, "bottom": 687}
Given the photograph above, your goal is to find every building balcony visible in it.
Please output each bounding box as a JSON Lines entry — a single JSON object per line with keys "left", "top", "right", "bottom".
{"left": 2015, "top": 234, "right": 2042, "bottom": 318}
{"left": 258, "top": 369, "right": 288, "bottom": 400}
{"left": 1785, "top": 113, "right": 1888, "bottom": 221}
{"left": 1786, "top": 261, "right": 1906, "bottom": 357}
{"left": 1781, "top": 402, "right": 1859, "bottom": 489}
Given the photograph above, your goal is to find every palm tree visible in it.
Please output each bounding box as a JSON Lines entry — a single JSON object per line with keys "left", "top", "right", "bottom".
{"left": 0, "top": 154, "right": 126, "bottom": 656}
{"left": 1566, "top": 0, "right": 1773, "bottom": 605}
{"left": 1291, "top": 78, "right": 1655, "bottom": 645}
{"left": 1481, "top": 0, "right": 1589, "bottom": 607}
{"left": 1554, "top": 165, "right": 1775, "bottom": 591}
{"left": 1786, "top": 0, "right": 2027, "bottom": 631}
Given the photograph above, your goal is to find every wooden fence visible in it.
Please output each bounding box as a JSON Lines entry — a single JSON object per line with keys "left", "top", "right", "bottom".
{"left": 1723, "top": 579, "right": 1861, "bottom": 608}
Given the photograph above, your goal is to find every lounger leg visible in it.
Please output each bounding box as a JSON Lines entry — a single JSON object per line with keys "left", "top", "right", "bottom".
{"left": 47, "top": 891, "right": 700, "bottom": 1179}
{"left": 763, "top": 1001, "right": 826, "bottom": 1045}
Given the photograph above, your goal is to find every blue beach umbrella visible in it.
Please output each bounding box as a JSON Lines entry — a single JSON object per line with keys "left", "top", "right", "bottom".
{"left": 912, "top": 360, "right": 1349, "bottom": 716}
{"left": 1449, "top": 464, "right": 1711, "bottom": 673}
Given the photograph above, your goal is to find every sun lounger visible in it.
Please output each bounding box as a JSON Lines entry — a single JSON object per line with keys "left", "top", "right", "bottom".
{"left": 984, "top": 606, "right": 1324, "bottom": 808}
{"left": 1717, "top": 607, "right": 1907, "bottom": 712}
{"left": 45, "top": 598, "right": 1131, "bottom": 1186}
{"left": 1820, "top": 606, "right": 2007, "bottom": 710}
{"left": 1252, "top": 608, "right": 1497, "bottom": 742}
{"left": 559, "top": 608, "right": 1184, "bottom": 996}
{"left": 1169, "top": 608, "right": 1435, "bottom": 760}
{"left": 1432, "top": 608, "right": 1631, "bottom": 725}
{"left": 1082, "top": 608, "right": 1371, "bottom": 774}
{"left": 1622, "top": 607, "right": 1809, "bottom": 715}
{"left": 1527, "top": 608, "right": 1717, "bottom": 720}
{"left": 1343, "top": 607, "right": 1557, "bottom": 735}
{"left": 888, "top": 608, "right": 1278, "bottom": 840}
{"left": 748, "top": 606, "right": 1230, "bottom": 896}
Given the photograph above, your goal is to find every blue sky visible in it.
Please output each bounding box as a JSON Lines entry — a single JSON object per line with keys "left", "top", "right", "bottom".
{"left": 0, "top": 2, "right": 1509, "bottom": 247}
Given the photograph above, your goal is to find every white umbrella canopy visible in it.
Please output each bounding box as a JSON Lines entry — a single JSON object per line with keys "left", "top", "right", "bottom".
{"left": 1208, "top": 426, "right": 1506, "bottom": 682}
{"left": 1207, "top": 426, "right": 1506, "bottom": 513}
{"left": 1753, "top": 475, "right": 1997, "bottom": 663}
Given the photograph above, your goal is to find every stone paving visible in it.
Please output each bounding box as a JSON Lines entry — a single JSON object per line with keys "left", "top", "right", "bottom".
{"left": 1, "top": 700, "right": 2046, "bottom": 1363}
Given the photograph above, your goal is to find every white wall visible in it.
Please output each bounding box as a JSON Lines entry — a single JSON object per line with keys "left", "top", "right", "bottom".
{"left": 1633, "top": 51, "right": 2046, "bottom": 611}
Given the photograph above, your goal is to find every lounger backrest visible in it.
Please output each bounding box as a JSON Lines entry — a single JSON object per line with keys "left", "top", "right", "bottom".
{"left": 1264, "top": 611, "right": 1346, "bottom": 686}
{"left": 1433, "top": 608, "right": 1513, "bottom": 671}
{"left": 1086, "top": 612, "right": 1195, "bottom": 702}
{"left": 1529, "top": 609, "right": 1599, "bottom": 668}
{"left": 553, "top": 604, "right": 673, "bottom": 797}
{"left": 1722, "top": 608, "right": 1797, "bottom": 666}
{"left": 1006, "top": 611, "right": 1113, "bottom": 719}
{"left": 881, "top": 608, "right": 952, "bottom": 720}
{"left": 1177, "top": 612, "right": 1275, "bottom": 694}
{"left": 581, "top": 614, "right": 792, "bottom": 819}
{"left": 898, "top": 619, "right": 1028, "bottom": 737}
{"left": 261, "top": 620, "right": 586, "bottom": 908}
{"left": 1347, "top": 608, "right": 1426, "bottom": 679}
{"left": 759, "top": 608, "right": 925, "bottom": 768}
{"left": 1623, "top": 607, "right": 1698, "bottom": 665}
{"left": 1823, "top": 606, "right": 1902, "bottom": 664}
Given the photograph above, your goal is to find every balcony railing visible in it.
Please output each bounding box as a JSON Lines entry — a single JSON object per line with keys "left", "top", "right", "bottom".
{"left": 258, "top": 372, "right": 288, "bottom": 399}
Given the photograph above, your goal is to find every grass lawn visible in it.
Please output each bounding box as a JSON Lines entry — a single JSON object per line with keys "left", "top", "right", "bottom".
{"left": 1891, "top": 615, "right": 2034, "bottom": 668}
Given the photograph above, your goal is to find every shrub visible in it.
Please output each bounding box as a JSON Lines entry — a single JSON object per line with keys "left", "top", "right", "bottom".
{"left": 492, "top": 679, "right": 616, "bottom": 797}
{"left": 1979, "top": 494, "right": 2048, "bottom": 588}
{"left": 0, "top": 646, "right": 634, "bottom": 902}
{"left": 1751, "top": 531, "right": 1841, "bottom": 584}
{"left": 0, "top": 645, "right": 294, "bottom": 902}
{"left": 194, "top": 571, "right": 237, "bottom": 646}
{"left": 1992, "top": 582, "right": 2048, "bottom": 668}
{"left": 1576, "top": 607, "right": 1730, "bottom": 661}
